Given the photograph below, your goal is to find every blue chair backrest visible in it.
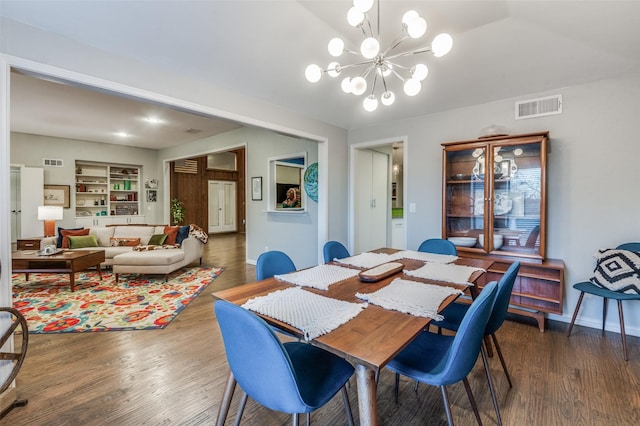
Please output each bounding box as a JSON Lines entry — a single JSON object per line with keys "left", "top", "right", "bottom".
{"left": 617, "top": 242, "right": 640, "bottom": 251}
{"left": 215, "top": 300, "right": 306, "bottom": 413}
{"left": 256, "top": 250, "right": 296, "bottom": 281}
{"left": 437, "top": 281, "right": 498, "bottom": 385}
{"left": 323, "top": 241, "right": 350, "bottom": 263}
{"left": 485, "top": 261, "right": 520, "bottom": 335}
{"left": 417, "top": 238, "right": 458, "bottom": 256}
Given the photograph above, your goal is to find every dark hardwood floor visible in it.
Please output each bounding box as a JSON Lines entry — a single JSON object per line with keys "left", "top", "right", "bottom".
{"left": 4, "top": 233, "right": 640, "bottom": 425}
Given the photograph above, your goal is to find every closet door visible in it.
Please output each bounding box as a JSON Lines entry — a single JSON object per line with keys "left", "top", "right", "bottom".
{"left": 355, "top": 150, "right": 389, "bottom": 253}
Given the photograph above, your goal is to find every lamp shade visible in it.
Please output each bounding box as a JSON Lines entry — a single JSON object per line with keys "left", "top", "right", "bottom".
{"left": 38, "top": 206, "right": 63, "bottom": 221}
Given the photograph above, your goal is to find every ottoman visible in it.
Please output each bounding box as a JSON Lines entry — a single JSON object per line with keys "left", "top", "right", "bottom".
{"left": 113, "top": 250, "right": 186, "bottom": 282}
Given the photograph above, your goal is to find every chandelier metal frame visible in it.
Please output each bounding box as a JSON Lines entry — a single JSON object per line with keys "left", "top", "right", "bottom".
{"left": 305, "top": 0, "right": 453, "bottom": 112}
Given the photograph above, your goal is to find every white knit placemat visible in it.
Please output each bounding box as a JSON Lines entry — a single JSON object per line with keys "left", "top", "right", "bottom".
{"left": 390, "top": 250, "right": 458, "bottom": 264}
{"left": 274, "top": 264, "right": 360, "bottom": 290}
{"left": 356, "top": 278, "right": 462, "bottom": 320}
{"left": 403, "top": 262, "right": 485, "bottom": 285}
{"left": 242, "top": 287, "right": 367, "bottom": 341}
{"left": 335, "top": 252, "right": 394, "bottom": 268}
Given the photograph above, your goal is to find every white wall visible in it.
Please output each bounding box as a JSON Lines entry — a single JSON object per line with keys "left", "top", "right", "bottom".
{"left": 349, "top": 72, "right": 640, "bottom": 336}
{"left": 10, "top": 132, "right": 161, "bottom": 226}
{"left": 159, "top": 126, "right": 320, "bottom": 268}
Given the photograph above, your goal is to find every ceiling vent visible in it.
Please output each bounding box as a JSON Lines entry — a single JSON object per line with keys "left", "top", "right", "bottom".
{"left": 515, "top": 94, "right": 562, "bottom": 120}
{"left": 43, "top": 158, "right": 63, "bottom": 167}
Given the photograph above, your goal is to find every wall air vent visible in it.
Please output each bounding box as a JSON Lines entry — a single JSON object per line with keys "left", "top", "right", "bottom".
{"left": 43, "top": 158, "right": 64, "bottom": 167}
{"left": 174, "top": 159, "right": 198, "bottom": 174}
{"left": 515, "top": 94, "right": 562, "bottom": 120}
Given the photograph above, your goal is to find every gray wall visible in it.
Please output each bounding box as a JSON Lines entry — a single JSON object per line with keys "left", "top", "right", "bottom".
{"left": 159, "top": 126, "right": 320, "bottom": 268}
{"left": 349, "top": 72, "right": 640, "bottom": 336}
{"left": 10, "top": 132, "right": 161, "bottom": 227}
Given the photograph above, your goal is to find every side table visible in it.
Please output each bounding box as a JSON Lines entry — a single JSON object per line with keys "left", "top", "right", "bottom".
{"left": 16, "top": 237, "right": 43, "bottom": 251}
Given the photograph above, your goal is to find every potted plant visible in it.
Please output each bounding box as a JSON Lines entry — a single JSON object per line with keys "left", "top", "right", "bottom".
{"left": 170, "top": 198, "right": 185, "bottom": 225}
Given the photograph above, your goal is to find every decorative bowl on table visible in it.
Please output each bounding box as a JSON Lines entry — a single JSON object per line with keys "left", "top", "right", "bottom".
{"left": 478, "top": 234, "right": 504, "bottom": 250}
{"left": 447, "top": 237, "right": 477, "bottom": 247}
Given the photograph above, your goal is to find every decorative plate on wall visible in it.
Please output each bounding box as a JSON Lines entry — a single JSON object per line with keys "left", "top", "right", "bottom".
{"left": 304, "top": 162, "right": 318, "bottom": 203}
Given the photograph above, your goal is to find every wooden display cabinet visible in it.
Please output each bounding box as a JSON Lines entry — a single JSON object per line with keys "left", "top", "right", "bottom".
{"left": 442, "top": 131, "right": 563, "bottom": 330}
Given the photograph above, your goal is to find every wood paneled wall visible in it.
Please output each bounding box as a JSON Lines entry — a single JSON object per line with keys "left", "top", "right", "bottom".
{"left": 170, "top": 148, "right": 245, "bottom": 233}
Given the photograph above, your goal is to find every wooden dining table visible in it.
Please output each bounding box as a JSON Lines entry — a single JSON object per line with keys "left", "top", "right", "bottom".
{"left": 212, "top": 249, "right": 493, "bottom": 426}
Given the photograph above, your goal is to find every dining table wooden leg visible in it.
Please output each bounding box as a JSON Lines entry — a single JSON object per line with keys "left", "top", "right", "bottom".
{"left": 216, "top": 370, "right": 237, "bottom": 426}
{"left": 355, "top": 363, "right": 378, "bottom": 426}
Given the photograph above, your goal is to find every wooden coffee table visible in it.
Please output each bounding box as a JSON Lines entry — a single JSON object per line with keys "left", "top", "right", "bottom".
{"left": 12, "top": 250, "right": 105, "bottom": 292}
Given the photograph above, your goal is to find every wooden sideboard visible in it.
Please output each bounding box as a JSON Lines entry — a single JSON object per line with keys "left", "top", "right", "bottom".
{"left": 459, "top": 252, "right": 564, "bottom": 331}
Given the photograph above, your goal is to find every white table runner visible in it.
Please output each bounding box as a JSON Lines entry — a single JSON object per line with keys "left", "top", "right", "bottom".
{"left": 274, "top": 264, "right": 360, "bottom": 290}
{"left": 403, "top": 262, "right": 485, "bottom": 285}
{"left": 389, "top": 250, "right": 458, "bottom": 264}
{"left": 335, "top": 252, "right": 394, "bottom": 269}
{"left": 242, "top": 287, "right": 367, "bottom": 341}
{"left": 356, "top": 278, "right": 462, "bottom": 320}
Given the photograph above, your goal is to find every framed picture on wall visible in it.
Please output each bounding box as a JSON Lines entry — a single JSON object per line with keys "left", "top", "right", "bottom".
{"left": 147, "top": 189, "right": 157, "bottom": 202}
{"left": 43, "top": 185, "right": 70, "bottom": 208}
{"left": 251, "top": 177, "right": 262, "bottom": 201}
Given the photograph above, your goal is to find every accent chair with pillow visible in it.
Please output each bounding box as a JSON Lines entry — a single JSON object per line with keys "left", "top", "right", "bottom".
{"left": 567, "top": 242, "right": 640, "bottom": 361}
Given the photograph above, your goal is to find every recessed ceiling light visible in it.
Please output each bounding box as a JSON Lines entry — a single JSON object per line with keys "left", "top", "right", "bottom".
{"left": 115, "top": 132, "right": 130, "bottom": 138}
{"left": 145, "top": 117, "right": 162, "bottom": 124}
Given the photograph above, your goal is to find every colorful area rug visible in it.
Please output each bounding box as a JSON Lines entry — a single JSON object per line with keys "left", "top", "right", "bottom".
{"left": 12, "top": 267, "right": 223, "bottom": 333}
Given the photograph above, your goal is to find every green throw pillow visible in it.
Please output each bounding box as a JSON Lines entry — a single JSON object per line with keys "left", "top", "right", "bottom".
{"left": 148, "top": 233, "right": 168, "bottom": 246}
{"left": 67, "top": 234, "right": 99, "bottom": 249}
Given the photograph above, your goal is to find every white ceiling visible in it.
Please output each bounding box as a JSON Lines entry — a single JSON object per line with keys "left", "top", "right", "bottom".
{"left": 3, "top": 1, "right": 640, "bottom": 149}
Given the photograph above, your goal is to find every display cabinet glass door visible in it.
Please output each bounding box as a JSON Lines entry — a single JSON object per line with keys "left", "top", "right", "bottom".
{"left": 443, "top": 134, "right": 546, "bottom": 258}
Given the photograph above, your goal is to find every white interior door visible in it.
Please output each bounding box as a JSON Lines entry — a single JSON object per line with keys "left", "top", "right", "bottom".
{"left": 354, "top": 150, "right": 389, "bottom": 253}
{"left": 14, "top": 166, "right": 44, "bottom": 239}
{"left": 208, "top": 180, "right": 237, "bottom": 233}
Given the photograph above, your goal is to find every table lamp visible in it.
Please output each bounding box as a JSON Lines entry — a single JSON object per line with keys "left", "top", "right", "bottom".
{"left": 38, "top": 206, "right": 63, "bottom": 237}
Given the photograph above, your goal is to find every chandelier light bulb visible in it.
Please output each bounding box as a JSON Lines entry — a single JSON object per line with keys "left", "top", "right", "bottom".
{"left": 347, "top": 7, "right": 365, "bottom": 27}
{"left": 363, "top": 95, "right": 379, "bottom": 112}
{"left": 411, "top": 63, "right": 429, "bottom": 81}
{"left": 328, "top": 37, "right": 345, "bottom": 57}
{"left": 403, "top": 78, "right": 422, "bottom": 96}
{"left": 353, "top": 0, "right": 374, "bottom": 13}
{"left": 407, "top": 16, "right": 427, "bottom": 39}
{"left": 350, "top": 76, "right": 367, "bottom": 96}
{"left": 305, "top": 64, "right": 322, "bottom": 83}
{"left": 327, "top": 62, "right": 341, "bottom": 77}
{"left": 432, "top": 33, "right": 453, "bottom": 57}
{"left": 381, "top": 91, "right": 395, "bottom": 106}
{"left": 402, "top": 10, "right": 419, "bottom": 26}
{"left": 341, "top": 77, "right": 352, "bottom": 93}
{"left": 360, "top": 37, "right": 380, "bottom": 59}
{"left": 377, "top": 63, "right": 393, "bottom": 77}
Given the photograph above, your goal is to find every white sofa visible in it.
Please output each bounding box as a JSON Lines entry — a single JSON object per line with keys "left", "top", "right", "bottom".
{"left": 40, "top": 224, "right": 206, "bottom": 271}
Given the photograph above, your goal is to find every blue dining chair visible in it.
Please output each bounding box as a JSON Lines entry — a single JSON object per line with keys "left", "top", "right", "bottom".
{"left": 567, "top": 242, "right": 640, "bottom": 361}
{"left": 417, "top": 238, "right": 458, "bottom": 256}
{"left": 432, "top": 261, "right": 521, "bottom": 426}
{"left": 256, "top": 250, "right": 296, "bottom": 281}
{"left": 215, "top": 300, "right": 355, "bottom": 426}
{"left": 387, "top": 281, "right": 498, "bottom": 426}
{"left": 323, "top": 241, "right": 350, "bottom": 263}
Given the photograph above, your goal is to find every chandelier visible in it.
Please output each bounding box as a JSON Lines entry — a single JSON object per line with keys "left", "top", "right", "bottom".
{"left": 304, "top": 0, "right": 453, "bottom": 112}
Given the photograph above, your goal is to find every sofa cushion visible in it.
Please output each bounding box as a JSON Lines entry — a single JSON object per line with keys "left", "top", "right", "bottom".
{"left": 164, "top": 226, "right": 180, "bottom": 245}
{"left": 61, "top": 228, "right": 90, "bottom": 248}
{"left": 114, "top": 250, "right": 185, "bottom": 265}
{"left": 57, "top": 227, "right": 83, "bottom": 248}
{"left": 148, "top": 234, "right": 168, "bottom": 246}
{"left": 89, "top": 227, "right": 115, "bottom": 247}
{"left": 176, "top": 225, "right": 190, "bottom": 245}
{"left": 68, "top": 234, "right": 99, "bottom": 249}
{"left": 112, "top": 226, "right": 156, "bottom": 244}
{"left": 110, "top": 237, "right": 141, "bottom": 247}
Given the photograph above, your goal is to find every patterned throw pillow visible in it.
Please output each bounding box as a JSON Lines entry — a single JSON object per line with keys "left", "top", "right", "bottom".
{"left": 109, "top": 237, "right": 141, "bottom": 247}
{"left": 590, "top": 249, "right": 640, "bottom": 294}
